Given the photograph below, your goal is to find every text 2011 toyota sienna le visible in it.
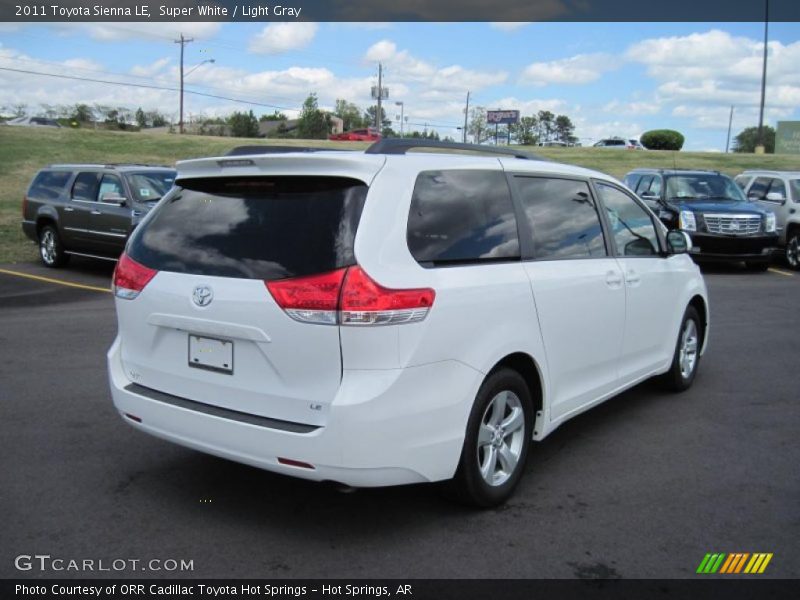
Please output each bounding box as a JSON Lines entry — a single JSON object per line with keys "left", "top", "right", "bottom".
{"left": 107, "top": 140, "right": 709, "bottom": 507}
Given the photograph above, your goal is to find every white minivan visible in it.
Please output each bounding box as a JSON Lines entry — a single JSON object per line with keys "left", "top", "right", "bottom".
{"left": 108, "top": 140, "right": 709, "bottom": 506}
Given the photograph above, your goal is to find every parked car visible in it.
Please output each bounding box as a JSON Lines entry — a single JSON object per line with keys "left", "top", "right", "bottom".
{"left": 22, "top": 164, "right": 176, "bottom": 267}
{"left": 593, "top": 138, "right": 634, "bottom": 149}
{"left": 735, "top": 170, "right": 800, "bottom": 270}
{"left": 628, "top": 139, "right": 646, "bottom": 150}
{"left": 329, "top": 128, "right": 381, "bottom": 142}
{"left": 624, "top": 168, "right": 778, "bottom": 270}
{"left": 4, "top": 116, "right": 61, "bottom": 128}
{"left": 108, "top": 140, "right": 709, "bottom": 507}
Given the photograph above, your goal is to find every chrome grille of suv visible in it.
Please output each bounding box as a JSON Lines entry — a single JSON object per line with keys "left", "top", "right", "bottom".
{"left": 703, "top": 214, "right": 761, "bottom": 235}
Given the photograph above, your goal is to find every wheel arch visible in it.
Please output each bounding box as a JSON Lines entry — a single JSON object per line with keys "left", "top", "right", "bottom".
{"left": 486, "top": 352, "right": 545, "bottom": 437}
{"left": 688, "top": 294, "right": 709, "bottom": 353}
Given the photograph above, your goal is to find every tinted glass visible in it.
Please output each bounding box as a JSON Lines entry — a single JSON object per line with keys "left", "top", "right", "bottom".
{"left": 635, "top": 176, "right": 653, "bottom": 194}
{"left": 734, "top": 175, "right": 751, "bottom": 190}
{"left": 665, "top": 174, "right": 746, "bottom": 202}
{"left": 407, "top": 170, "right": 520, "bottom": 265}
{"left": 71, "top": 172, "right": 99, "bottom": 201}
{"left": 650, "top": 176, "right": 662, "bottom": 197}
{"left": 515, "top": 177, "right": 606, "bottom": 260}
{"left": 125, "top": 171, "right": 176, "bottom": 203}
{"left": 790, "top": 180, "right": 800, "bottom": 202}
{"left": 747, "top": 177, "right": 770, "bottom": 200}
{"left": 768, "top": 178, "right": 786, "bottom": 198}
{"left": 97, "top": 174, "right": 124, "bottom": 200}
{"left": 128, "top": 176, "right": 367, "bottom": 280}
{"left": 623, "top": 173, "right": 641, "bottom": 189}
{"left": 596, "top": 184, "right": 659, "bottom": 256}
{"left": 28, "top": 170, "right": 71, "bottom": 200}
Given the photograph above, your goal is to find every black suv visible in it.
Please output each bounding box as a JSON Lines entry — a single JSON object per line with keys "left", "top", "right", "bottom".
{"left": 22, "top": 164, "right": 176, "bottom": 267}
{"left": 623, "top": 169, "right": 778, "bottom": 270}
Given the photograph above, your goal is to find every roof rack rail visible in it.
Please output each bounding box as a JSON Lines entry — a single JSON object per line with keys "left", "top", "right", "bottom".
{"left": 225, "top": 145, "right": 350, "bottom": 156}
{"left": 365, "top": 138, "right": 544, "bottom": 160}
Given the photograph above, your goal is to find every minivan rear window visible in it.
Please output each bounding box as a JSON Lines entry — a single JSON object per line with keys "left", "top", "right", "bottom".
{"left": 127, "top": 176, "right": 367, "bottom": 280}
{"left": 28, "top": 170, "right": 71, "bottom": 200}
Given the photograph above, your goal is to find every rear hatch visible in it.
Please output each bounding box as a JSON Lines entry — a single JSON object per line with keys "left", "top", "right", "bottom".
{"left": 115, "top": 153, "right": 384, "bottom": 426}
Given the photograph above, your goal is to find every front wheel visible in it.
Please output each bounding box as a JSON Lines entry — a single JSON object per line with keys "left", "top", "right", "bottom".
{"left": 448, "top": 368, "right": 533, "bottom": 507}
{"left": 785, "top": 232, "right": 800, "bottom": 271}
{"left": 660, "top": 306, "right": 702, "bottom": 392}
{"left": 38, "top": 225, "right": 69, "bottom": 268}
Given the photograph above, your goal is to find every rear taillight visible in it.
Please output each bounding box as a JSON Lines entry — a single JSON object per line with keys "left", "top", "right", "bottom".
{"left": 113, "top": 253, "right": 157, "bottom": 300}
{"left": 266, "top": 265, "right": 435, "bottom": 326}
{"left": 266, "top": 268, "right": 346, "bottom": 325}
{"left": 339, "top": 266, "right": 435, "bottom": 325}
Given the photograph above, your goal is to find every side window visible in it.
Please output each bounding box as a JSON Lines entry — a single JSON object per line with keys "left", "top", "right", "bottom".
{"left": 734, "top": 175, "right": 751, "bottom": 190}
{"left": 71, "top": 172, "right": 99, "bottom": 202}
{"left": 28, "top": 171, "right": 71, "bottom": 200}
{"left": 97, "top": 174, "right": 124, "bottom": 201}
{"left": 768, "top": 178, "right": 787, "bottom": 199}
{"left": 407, "top": 170, "right": 520, "bottom": 265}
{"left": 624, "top": 174, "right": 641, "bottom": 190}
{"left": 634, "top": 176, "right": 653, "bottom": 195}
{"left": 596, "top": 184, "right": 660, "bottom": 256}
{"left": 747, "top": 177, "right": 770, "bottom": 200}
{"left": 649, "top": 176, "right": 662, "bottom": 197}
{"left": 515, "top": 177, "right": 606, "bottom": 260}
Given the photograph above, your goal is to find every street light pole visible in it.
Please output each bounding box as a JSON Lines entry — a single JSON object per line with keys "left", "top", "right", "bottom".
{"left": 395, "top": 101, "right": 404, "bottom": 137}
{"left": 175, "top": 33, "right": 194, "bottom": 134}
{"left": 755, "top": 0, "right": 769, "bottom": 154}
{"left": 725, "top": 105, "right": 735, "bottom": 153}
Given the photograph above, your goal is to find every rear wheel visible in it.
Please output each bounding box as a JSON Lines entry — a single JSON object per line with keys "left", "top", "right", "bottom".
{"left": 449, "top": 368, "right": 533, "bottom": 507}
{"left": 786, "top": 231, "right": 800, "bottom": 271}
{"left": 660, "top": 306, "right": 701, "bottom": 392}
{"left": 38, "top": 225, "right": 69, "bottom": 268}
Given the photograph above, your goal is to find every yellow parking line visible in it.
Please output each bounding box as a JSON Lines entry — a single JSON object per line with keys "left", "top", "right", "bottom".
{"left": 768, "top": 268, "right": 794, "bottom": 277}
{"left": 0, "top": 268, "right": 111, "bottom": 293}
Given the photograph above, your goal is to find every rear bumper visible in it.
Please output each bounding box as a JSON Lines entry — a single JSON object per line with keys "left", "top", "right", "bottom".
{"left": 688, "top": 232, "right": 778, "bottom": 262}
{"left": 107, "top": 337, "right": 482, "bottom": 487}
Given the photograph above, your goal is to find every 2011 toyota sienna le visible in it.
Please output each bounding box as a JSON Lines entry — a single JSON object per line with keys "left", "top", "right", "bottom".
{"left": 107, "top": 140, "right": 709, "bottom": 507}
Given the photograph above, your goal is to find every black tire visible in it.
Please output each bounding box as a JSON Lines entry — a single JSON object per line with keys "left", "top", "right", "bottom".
{"left": 660, "top": 306, "right": 702, "bottom": 392}
{"left": 448, "top": 368, "right": 534, "bottom": 508}
{"left": 38, "top": 224, "right": 69, "bottom": 268}
{"left": 785, "top": 231, "right": 800, "bottom": 271}
{"left": 745, "top": 260, "right": 769, "bottom": 272}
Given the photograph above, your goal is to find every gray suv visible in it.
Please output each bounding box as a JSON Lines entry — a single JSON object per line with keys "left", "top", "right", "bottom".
{"left": 22, "top": 164, "right": 176, "bottom": 267}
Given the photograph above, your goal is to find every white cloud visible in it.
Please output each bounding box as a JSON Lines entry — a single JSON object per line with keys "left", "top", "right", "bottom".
{"left": 130, "top": 58, "right": 171, "bottom": 77}
{"left": 490, "top": 23, "right": 530, "bottom": 32}
{"left": 73, "top": 22, "right": 222, "bottom": 42}
{"left": 520, "top": 53, "right": 618, "bottom": 86}
{"left": 248, "top": 22, "right": 318, "bottom": 55}
{"left": 602, "top": 99, "right": 662, "bottom": 116}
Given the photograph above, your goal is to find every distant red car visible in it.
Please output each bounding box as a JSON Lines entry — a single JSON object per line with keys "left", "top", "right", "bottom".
{"left": 329, "top": 128, "right": 381, "bottom": 142}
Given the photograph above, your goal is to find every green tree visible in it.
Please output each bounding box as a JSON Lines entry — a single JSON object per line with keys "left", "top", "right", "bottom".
{"left": 297, "top": 94, "right": 331, "bottom": 140}
{"left": 733, "top": 125, "right": 776, "bottom": 154}
{"left": 227, "top": 110, "right": 260, "bottom": 138}
{"left": 135, "top": 107, "right": 147, "bottom": 128}
{"left": 71, "top": 104, "right": 93, "bottom": 123}
{"left": 364, "top": 105, "right": 390, "bottom": 130}
{"left": 468, "top": 106, "right": 489, "bottom": 143}
{"left": 537, "top": 110, "right": 555, "bottom": 142}
{"left": 511, "top": 116, "right": 538, "bottom": 146}
{"left": 554, "top": 115, "right": 576, "bottom": 144}
{"left": 641, "top": 129, "right": 686, "bottom": 151}
{"left": 259, "top": 111, "right": 287, "bottom": 122}
{"left": 334, "top": 99, "right": 364, "bottom": 131}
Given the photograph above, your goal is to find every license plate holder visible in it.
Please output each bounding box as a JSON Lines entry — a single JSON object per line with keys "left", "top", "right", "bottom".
{"left": 188, "top": 334, "right": 233, "bottom": 374}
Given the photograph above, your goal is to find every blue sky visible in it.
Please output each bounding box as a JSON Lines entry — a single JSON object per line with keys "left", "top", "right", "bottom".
{"left": 1, "top": 21, "right": 799, "bottom": 150}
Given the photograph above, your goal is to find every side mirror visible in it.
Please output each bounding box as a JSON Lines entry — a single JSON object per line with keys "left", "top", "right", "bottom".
{"left": 666, "top": 230, "right": 692, "bottom": 255}
{"left": 765, "top": 192, "right": 786, "bottom": 204}
{"left": 100, "top": 192, "right": 127, "bottom": 206}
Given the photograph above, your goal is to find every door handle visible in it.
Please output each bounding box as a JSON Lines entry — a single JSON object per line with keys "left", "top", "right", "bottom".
{"left": 90, "top": 210, "right": 102, "bottom": 215}
{"left": 625, "top": 270, "right": 641, "bottom": 286}
{"left": 64, "top": 207, "right": 74, "bottom": 212}
{"left": 605, "top": 271, "right": 623, "bottom": 288}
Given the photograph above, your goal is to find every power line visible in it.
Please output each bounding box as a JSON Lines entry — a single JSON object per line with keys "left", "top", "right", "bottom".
{"left": 0, "top": 66, "right": 298, "bottom": 112}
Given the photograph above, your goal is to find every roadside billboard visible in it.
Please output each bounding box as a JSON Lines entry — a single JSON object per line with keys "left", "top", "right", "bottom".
{"left": 487, "top": 110, "right": 520, "bottom": 125}
{"left": 776, "top": 121, "right": 800, "bottom": 155}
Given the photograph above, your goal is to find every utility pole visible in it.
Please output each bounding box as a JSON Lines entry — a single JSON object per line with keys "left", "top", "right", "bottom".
{"left": 175, "top": 33, "right": 194, "bottom": 134}
{"left": 376, "top": 63, "right": 383, "bottom": 131}
{"left": 755, "top": 0, "right": 769, "bottom": 154}
{"left": 463, "top": 91, "right": 470, "bottom": 143}
{"left": 725, "top": 105, "right": 735, "bottom": 153}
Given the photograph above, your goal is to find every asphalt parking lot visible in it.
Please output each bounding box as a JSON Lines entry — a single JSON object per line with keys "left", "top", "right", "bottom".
{"left": 1, "top": 258, "right": 798, "bottom": 579}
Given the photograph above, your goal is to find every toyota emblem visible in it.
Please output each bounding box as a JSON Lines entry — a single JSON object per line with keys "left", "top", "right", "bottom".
{"left": 192, "top": 285, "right": 214, "bottom": 307}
